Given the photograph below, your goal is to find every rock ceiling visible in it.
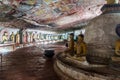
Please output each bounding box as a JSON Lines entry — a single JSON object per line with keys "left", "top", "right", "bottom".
{"left": 0, "top": 0, "right": 107, "bottom": 31}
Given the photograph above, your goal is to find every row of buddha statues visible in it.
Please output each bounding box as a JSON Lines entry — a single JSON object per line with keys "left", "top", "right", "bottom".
{"left": 1, "top": 31, "right": 63, "bottom": 44}
{"left": 64, "top": 33, "right": 120, "bottom": 62}
{"left": 2, "top": 31, "right": 39, "bottom": 44}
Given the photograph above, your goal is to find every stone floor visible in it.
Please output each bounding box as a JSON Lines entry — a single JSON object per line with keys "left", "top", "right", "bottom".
{"left": 0, "top": 44, "right": 65, "bottom": 80}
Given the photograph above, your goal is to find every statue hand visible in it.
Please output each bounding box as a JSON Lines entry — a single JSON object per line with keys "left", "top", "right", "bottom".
{"left": 116, "top": 51, "right": 120, "bottom": 55}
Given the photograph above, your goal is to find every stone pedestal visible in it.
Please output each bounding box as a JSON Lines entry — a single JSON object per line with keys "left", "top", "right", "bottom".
{"left": 54, "top": 53, "right": 120, "bottom": 80}
{"left": 111, "top": 56, "right": 120, "bottom": 71}
{"left": 85, "top": 12, "right": 120, "bottom": 64}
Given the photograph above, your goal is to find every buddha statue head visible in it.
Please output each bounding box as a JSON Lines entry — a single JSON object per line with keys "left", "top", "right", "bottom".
{"left": 78, "top": 34, "right": 84, "bottom": 43}
{"left": 106, "top": 0, "right": 119, "bottom": 4}
{"left": 69, "top": 33, "right": 74, "bottom": 40}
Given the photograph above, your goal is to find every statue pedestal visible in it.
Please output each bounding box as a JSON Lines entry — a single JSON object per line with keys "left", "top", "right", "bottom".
{"left": 112, "top": 56, "right": 120, "bottom": 61}
{"left": 111, "top": 56, "right": 120, "bottom": 71}
{"left": 54, "top": 53, "right": 120, "bottom": 80}
{"left": 84, "top": 5, "right": 120, "bottom": 64}
{"left": 71, "top": 56, "right": 86, "bottom": 61}
{"left": 86, "top": 47, "right": 112, "bottom": 65}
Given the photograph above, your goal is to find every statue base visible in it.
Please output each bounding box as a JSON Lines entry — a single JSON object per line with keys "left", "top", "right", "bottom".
{"left": 55, "top": 53, "right": 120, "bottom": 80}
{"left": 86, "top": 47, "right": 112, "bottom": 65}
{"left": 112, "top": 56, "right": 120, "bottom": 61}
{"left": 72, "top": 56, "right": 86, "bottom": 61}
{"left": 110, "top": 56, "right": 120, "bottom": 71}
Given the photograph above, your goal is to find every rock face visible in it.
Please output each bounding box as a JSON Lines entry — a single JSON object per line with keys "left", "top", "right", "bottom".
{"left": 84, "top": 13, "right": 120, "bottom": 64}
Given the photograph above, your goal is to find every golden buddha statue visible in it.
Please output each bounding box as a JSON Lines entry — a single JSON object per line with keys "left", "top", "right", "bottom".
{"left": 64, "top": 33, "right": 74, "bottom": 56}
{"left": 106, "top": 0, "right": 119, "bottom": 4}
{"left": 16, "top": 31, "right": 20, "bottom": 44}
{"left": 75, "top": 34, "right": 87, "bottom": 57}
{"left": 2, "top": 32, "right": 8, "bottom": 43}
{"left": 10, "top": 32, "right": 15, "bottom": 43}
{"left": 115, "top": 39, "right": 120, "bottom": 56}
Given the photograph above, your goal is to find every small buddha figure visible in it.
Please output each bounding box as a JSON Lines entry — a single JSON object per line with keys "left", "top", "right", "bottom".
{"left": 32, "top": 33, "right": 35, "bottom": 42}
{"left": 23, "top": 31, "right": 28, "bottom": 43}
{"left": 2, "top": 32, "right": 8, "bottom": 44}
{"left": 64, "top": 33, "right": 74, "bottom": 56}
{"left": 10, "top": 32, "right": 15, "bottom": 43}
{"left": 106, "top": 0, "right": 119, "bottom": 4}
{"left": 30, "top": 33, "right": 32, "bottom": 43}
{"left": 75, "top": 34, "right": 87, "bottom": 57}
{"left": 16, "top": 31, "right": 20, "bottom": 44}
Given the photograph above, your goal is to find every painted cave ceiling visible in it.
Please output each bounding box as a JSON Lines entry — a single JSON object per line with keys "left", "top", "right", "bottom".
{"left": 0, "top": 0, "right": 108, "bottom": 31}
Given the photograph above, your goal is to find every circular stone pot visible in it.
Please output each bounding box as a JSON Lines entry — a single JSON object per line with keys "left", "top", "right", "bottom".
{"left": 44, "top": 50, "right": 55, "bottom": 58}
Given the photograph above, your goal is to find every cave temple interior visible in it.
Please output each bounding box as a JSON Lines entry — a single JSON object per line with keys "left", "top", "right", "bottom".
{"left": 0, "top": 0, "right": 120, "bottom": 80}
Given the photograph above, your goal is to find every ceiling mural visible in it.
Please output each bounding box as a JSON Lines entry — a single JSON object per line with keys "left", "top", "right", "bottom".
{"left": 0, "top": 0, "right": 109, "bottom": 30}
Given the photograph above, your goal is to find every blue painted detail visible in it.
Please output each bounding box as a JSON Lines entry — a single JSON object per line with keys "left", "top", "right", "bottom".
{"left": 102, "top": 10, "right": 120, "bottom": 14}
{"left": 116, "top": 24, "right": 120, "bottom": 37}
{"left": 101, "top": 4, "right": 120, "bottom": 11}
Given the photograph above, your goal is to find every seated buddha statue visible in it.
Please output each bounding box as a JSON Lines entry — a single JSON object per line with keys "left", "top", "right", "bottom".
{"left": 2, "top": 32, "right": 8, "bottom": 44}
{"left": 75, "top": 34, "right": 87, "bottom": 57}
{"left": 75, "top": 34, "right": 86, "bottom": 57}
{"left": 106, "top": 0, "right": 119, "bottom": 4}
{"left": 15, "top": 31, "right": 20, "bottom": 44}
{"left": 10, "top": 32, "right": 15, "bottom": 43}
{"left": 64, "top": 33, "right": 74, "bottom": 56}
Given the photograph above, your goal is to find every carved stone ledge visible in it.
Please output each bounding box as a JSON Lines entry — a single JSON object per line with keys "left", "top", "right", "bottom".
{"left": 54, "top": 53, "right": 120, "bottom": 80}
{"left": 101, "top": 4, "right": 120, "bottom": 14}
